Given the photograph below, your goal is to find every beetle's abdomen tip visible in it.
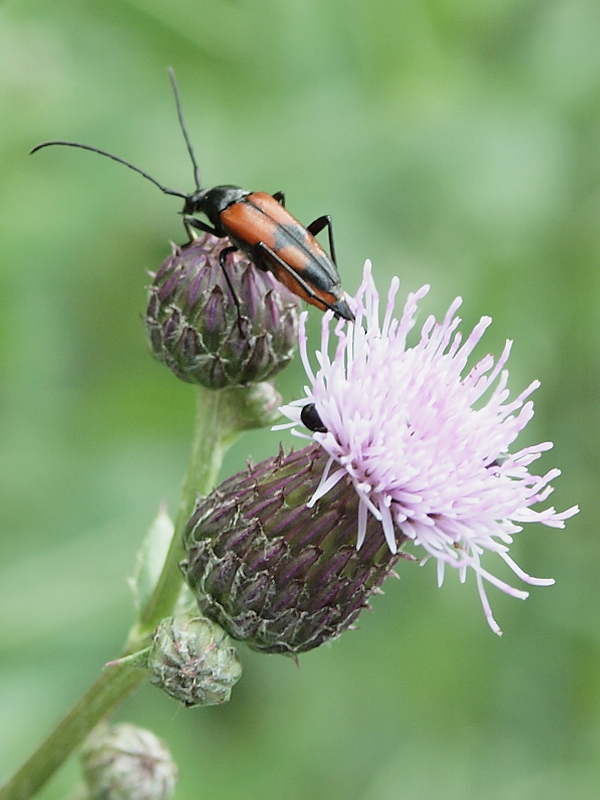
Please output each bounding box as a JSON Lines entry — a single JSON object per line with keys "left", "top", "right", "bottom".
{"left": 331, "top": 297, "right": 355, "bottom": 322}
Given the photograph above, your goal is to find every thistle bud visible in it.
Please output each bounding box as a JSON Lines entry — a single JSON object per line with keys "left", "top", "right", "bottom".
{"left": 148, "top": 615, "right": 242, "bottom": 707}
{"left": 180, "top": 444, "right": 406, "bottom": 656}
{"left": 145, "top": 234, "right": 300, "bottom": 388}
{"left": 81, "top": 723, "right": 177, "bottom": 800}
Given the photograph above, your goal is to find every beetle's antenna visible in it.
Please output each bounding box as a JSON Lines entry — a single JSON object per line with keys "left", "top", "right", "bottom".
{"left": 168, "top": 68, "right": 202, "bottom": 192}
{"left": 30, "top": 141, "right": 188, "bottom": 199}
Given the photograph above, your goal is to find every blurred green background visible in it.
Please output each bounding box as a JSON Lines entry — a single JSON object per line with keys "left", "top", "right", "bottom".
{"left": 0, "top": 0, "right": 597, "bottom": 798}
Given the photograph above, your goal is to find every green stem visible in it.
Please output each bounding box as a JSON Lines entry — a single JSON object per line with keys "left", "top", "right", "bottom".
{"left": 0, "top": 664, "right": 145, "bottom": 800}
{"left": 0, "top": 385, "right": 244, "bottom": 800}
{"left": 136, "top": 386, "right": 237, "bottom": 634}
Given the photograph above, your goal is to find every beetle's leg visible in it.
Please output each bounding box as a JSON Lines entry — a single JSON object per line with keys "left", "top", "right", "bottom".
{"left": 183, "top": 214, "right": 219, "bottom": 243}
{"left": 219, "top": 246, "right": 245, "bottom": 335}
{"left": 272, "top": 191, "right": 285, "bottom": 206}
{"left": 306, "top": 215, "right": 336, "bottom": 265}
{"left": 253, "top": 241, "right": 338, "bottom": 315}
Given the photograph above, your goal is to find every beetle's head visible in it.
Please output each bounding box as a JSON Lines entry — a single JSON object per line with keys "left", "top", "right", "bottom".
{"left": 182, "top": 189, "right": 209, "bottom": 217}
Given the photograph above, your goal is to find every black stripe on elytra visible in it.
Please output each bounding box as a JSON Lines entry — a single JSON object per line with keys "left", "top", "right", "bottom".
{"left": 244, "top": 197, "right": 339, "bottom": 283}
{"left": 271, "top": 224, "right": 340, "bottom": 289}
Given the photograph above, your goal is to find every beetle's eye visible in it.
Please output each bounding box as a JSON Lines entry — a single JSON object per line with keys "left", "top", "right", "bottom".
{"left": 300, "top": 403, "right": 327, "bottom": 433}
{"left": 183, "top": 191, "right": 200, "bottom": 215}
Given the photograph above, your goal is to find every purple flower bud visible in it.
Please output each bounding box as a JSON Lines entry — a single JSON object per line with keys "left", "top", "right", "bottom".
{"left": 180, "top": 445, "right": 407, "bottom": 656}
{"left": 145, "top": 234, "right": 300, "bottom": 388}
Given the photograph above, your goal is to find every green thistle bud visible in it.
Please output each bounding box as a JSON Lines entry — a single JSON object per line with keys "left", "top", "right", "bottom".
{"left": 145, "top": 233, "right": 300, "bottom": 388}
{"left": 148, "top": 615, "right": 242, "bottom": 707}
{"left": 221, "top": 380, "right": 284, "bottom": 433}
{"left": 180, "top": 444, "right": 407, "bottom": 656}
{"left": 81, "top": 723, "right": 177, "bottom": 800}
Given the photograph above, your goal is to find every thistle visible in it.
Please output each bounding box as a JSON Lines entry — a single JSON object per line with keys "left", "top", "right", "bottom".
{"left": 145, "top": 233, "right": 300, "bottom": 388}
{"left": 181, "top": 261, "right": 578, "bottom": 647}
{"left": 278, "top": 262, "right": 579, "bottom": 634}
{"left": 181, "top": 445, "right": 406, "bottom": 655}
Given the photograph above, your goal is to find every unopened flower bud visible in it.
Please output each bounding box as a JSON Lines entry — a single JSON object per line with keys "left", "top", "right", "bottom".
{"left": 224, "top": 380, "right": 283, "bottom": 432}
{"left": 145, "top": 234, "right": 300, "bottom": 388}
{"left": 81, "top": 723, "right": 177, "bottom": 800}
{"left": 180, "top": 444, "right": 405, "bottom": 656}
{"left": 148, "top": 614, "right": 242, "bottom": 707}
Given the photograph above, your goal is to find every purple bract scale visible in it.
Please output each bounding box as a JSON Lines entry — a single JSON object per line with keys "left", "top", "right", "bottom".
{"left": 278, "top": 261, "right": 578, "bottom": 634}
{"left": 145, "top": 233, "right": 300, "bottom": 389}
{"left": 181, "top": 445, "right": 403, "bottom": 655}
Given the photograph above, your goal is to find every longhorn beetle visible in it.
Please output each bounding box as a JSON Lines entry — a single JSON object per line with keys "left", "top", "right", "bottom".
{"left": 31, "top": 70, "right": 354, "bottom": 322}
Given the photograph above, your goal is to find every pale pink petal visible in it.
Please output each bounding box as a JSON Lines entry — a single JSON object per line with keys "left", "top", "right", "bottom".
{"left": 278, "top": 261, "right": 578, "bottom": 634}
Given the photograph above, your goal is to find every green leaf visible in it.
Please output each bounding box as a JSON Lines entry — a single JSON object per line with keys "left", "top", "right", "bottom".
{"left": 129, "top": 505, "right": 175, "bottom": 614}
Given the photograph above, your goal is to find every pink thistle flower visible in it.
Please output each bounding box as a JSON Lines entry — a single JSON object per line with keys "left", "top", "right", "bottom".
{"left": 278, "top": 262, "right": 578, "bottom": 635}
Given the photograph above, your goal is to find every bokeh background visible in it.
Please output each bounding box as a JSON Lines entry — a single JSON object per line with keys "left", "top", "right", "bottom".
{"left": 1, "top": 1, "right": 597, "bottom": 798}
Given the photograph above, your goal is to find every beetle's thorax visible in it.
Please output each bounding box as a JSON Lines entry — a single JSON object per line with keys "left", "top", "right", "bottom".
{"left": 184, "top": 185, "right": 249, "bottom": 229}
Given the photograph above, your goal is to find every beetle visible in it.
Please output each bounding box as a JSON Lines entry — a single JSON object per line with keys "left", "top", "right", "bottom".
{"left": 300, "top": 403, "right": 328, "bottom": 433}
{"left": 31, "top": 70, "right": 354, "bottom": 322}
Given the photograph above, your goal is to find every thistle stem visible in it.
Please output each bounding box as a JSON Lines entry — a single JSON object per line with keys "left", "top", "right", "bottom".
{"left": 136, "top": 386, "right": 237, "bottom": 633}
{"left": 0, "top": 665, "right": 146, "bottom": 800}
{"left": 0, "top": 385, "right": 243, "bottom": 800}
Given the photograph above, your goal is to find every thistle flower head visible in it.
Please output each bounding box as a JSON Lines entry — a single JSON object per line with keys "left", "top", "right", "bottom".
{"left": 279, "top": 262, "right": 578, "bottom": 634}
{"left": 181, "top": 445, "right": 405, "bottom": 656}
{"left": 145, "top": 233, "right": 300, "bottom": 388}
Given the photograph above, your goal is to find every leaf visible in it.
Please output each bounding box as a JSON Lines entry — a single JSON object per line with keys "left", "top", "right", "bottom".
{"left": 129, "top": 504, "right": 175, "bottom": 613}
